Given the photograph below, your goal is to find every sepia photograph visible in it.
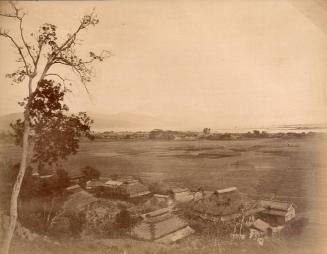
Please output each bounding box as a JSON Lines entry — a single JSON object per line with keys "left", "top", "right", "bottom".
{"left": 0, "top": 0, "right": 327, "bottom": 253}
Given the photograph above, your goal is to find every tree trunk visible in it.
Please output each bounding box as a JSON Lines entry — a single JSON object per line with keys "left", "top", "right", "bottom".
{"left": 1, "top": 77, "right": 33, "bottom": 254}
{"left": 1, "top": 116, "right": 30, "bottom": 254}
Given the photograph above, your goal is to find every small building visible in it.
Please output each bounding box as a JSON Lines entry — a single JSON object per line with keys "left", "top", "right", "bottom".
{"left": 102, "top": 179, "right": 150, "bottom": 200}
{"left": 86, "top": 179, "right": 105, "bottom": 190}
{"left": 191, "top": 187, "right": 243, "bottom": 222}
{"left": 170, "top": 188, "right": 193, "bottom": 203}
{"left": 65, "top": 184, "right": 82, "bottom": 194}
{"left": 258, "top": 200, "right": 296, "bottom": 225}
{"left": 243, "top": 207, "right": 266, "bottom": 227}
{"left": 249, "top": 219, "right": 272, "bottom": 239}
{"left": 103, "top": 179, "right": 125, "bottom": 197}
{"left": 153, "top": 194, "right": 174, "bottom": 208}
{"left": 122, "top": 182, "right": 151, "bottom": 199}
{"left": 213, "top": 187, "right": 239, "bottom": 201}
{"left": 131, "top": 208, "right": 194, "bottom": 244}
{"left": 105, "top": 180, "right": 124, "bottom": 187}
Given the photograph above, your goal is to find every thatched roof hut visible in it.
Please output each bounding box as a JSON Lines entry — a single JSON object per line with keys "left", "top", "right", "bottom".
{"left": 131, "top": 208, "right": 194, "bottom": 244}
{"left": 191, "top": 187, "right": 243, "bottom": 221}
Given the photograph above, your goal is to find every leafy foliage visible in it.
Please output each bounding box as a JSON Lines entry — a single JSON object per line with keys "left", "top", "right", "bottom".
{"left": 114, "top": 209, "right": 136, "bottom": 230}
{"left": 80, "top": 165, "right": 100, "bottom": 181}
{"left": 11, "top": 79, "right": 94, "bottom": 167}
{"left": 0, "top": 162, "right": 36, "bottom": 209}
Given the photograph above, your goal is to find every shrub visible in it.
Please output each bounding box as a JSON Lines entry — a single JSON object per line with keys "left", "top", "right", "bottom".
{"left": 115, "top": 209, "right": 134, "bottom": 229}
{"left": 80, "top": 166, "right": 100, "bottom": 181}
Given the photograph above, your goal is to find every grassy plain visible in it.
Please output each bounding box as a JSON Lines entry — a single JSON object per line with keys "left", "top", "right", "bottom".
{"left": 1, "top": 135, "right": 326, "bottom": 212}
{"left": 1, "top": 135, "right": 327, "bottom": 253}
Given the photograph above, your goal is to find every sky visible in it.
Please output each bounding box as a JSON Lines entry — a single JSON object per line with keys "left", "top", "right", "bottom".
{"left": 0, "top": 0, "right": 327, "bottom": 129}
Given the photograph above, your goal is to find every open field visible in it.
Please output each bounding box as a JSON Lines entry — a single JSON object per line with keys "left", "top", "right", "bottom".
{"left": 1, "top": 136, "right": 326, "bottom": 211}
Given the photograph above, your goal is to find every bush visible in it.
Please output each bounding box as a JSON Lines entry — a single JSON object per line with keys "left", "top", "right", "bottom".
{"left": 80, "top": 166, "right": 100, "bottom": 181}
{"left": 148, "top": 181, "right": 170, "bottom": 195}
{"left": 69, "top": 211, "right": 87, "bottom": 237}
{"left": 0, "top": 161, "right": 37, "bottom": 213}
{"left": 115, "top": 209, "right": 134, "bottom": 229}
{"left": 55, "top": 167, "right": 71, "bottom": 191}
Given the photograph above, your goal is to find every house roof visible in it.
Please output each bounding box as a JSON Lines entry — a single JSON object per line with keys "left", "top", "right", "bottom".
{"left": 133, "top": 208, "right": 193, "bottom": 242}
{"left": 260, "top": 209, "right": 288, "bottom": 217}
{"left": 105, "top": 180, "right": 124, "bottom": 186}
{"left": 145, "top": 212, "right": 173, "bottom": 223}
{"left": 39, "top": 174, "right": 53, "bottom": 179}
{"left": 155, "top": 225, "right": 195, "bottom": 244}
{"left": 259, "top": 200, "right": 292, "bottom": 211}
{"left": 120, "top": 178, "right": 139, "bottom": 184}
{"left": 252, "top": 219, "right": 271, "bottom": 232}
{"left": 65, "top": 184, "right": 81, "bottom": 191}
{"left": 192, "top": 189, "right": 242, "bottom": 216}
{"left": 144, "top": 208, "right": 170, "bottom": 218}
{"left": 122, "top": 182, "right": 150, "bottom": 198}
{"left": 244, "top": 207, "right": 266, "bottom": 216}
{"left": 110, "top": 175, "right": 139, "bottom": 184}
{"left": 152, "top": 216, "right": 188, "bottom": 239}
{"left": 63, "top": 190, "right": 97, "bottom": 212}
{"left": 171, "top": 188, "right": 189, "bottom": 193}
{"left": 86, "top": 180, "right": 105, "bottom": 188}
{"left": 174, "top": 192, "right": 193, "bottom": 203}
{"left": 154, "top": 194, "right": 170, "bottom": 199}
{"left": 193, "top": 200, "right": 240, "bottom": 216}
{"left": 215, "top": 187, "right": 237, "bottom": 194}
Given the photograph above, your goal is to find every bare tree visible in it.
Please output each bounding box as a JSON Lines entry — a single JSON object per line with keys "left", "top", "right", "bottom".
{"left": 0, "top": 2, "right": 110, "bottom": 253}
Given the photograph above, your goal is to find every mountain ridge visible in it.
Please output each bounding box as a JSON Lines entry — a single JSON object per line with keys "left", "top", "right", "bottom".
{"left": 0, "top": 112, "right": 179, "bottom": 132}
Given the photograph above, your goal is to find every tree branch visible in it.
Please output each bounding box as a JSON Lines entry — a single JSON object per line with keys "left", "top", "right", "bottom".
{"left": 19, "top": 16, "right": 36, "bottom": 65}
{"left": 0, "top": 2, "right": 34, "bottom": 74}
{"left": 44, "top": 73, "right": 67, "bottom": 82}
{"left": 0, "top": 2, "right": 21, "bottom": 20}
{"left": 0, "top": 30, "right": 30, "bottom": 75}
{"left": 52, "top": 11, "right": 99, "bottom": 58}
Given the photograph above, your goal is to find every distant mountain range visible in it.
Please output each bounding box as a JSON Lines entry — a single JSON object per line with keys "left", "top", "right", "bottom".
{"left": 0, "top": 112, "right": 179, "bottom": 132}
{"left": 0, "top": 113, "right": 23, "bottom": 131}
{"left": 1, "top": 112, "right": 326, "bottom": 132}
{"left": 87, "top": 112, "right": 179, "bottom": 131}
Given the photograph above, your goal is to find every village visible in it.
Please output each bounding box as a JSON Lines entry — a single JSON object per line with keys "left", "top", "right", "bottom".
{"left": 92, "top": 128, "right": 318, "bottom": 141}
{"left": 1, "top": 1, "right": 325, "bottom": 253}
{"left": 35, "top": 171, "right": 300, "bottom": 248}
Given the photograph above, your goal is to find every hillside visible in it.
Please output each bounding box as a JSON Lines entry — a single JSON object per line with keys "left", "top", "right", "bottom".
{"left": 0, "top": 112, "right": 178, "bottom": 132}
{"left": 0, "top": 113, "right": 23, "bottom": 131}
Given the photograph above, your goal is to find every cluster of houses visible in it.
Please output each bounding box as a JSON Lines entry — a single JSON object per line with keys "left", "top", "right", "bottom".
{"left": 191, "top": 187, "right": 296, "bottom": 242}
{"left": 91, "top": 128, "right": 318, "bottom": 142}
{"left": 62, "top": 175, "right": 296, "bottom": 245}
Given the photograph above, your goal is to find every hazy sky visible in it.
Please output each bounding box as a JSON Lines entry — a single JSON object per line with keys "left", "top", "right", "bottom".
{"left": 0, "top": 0, "right": 327, "bottom": 128}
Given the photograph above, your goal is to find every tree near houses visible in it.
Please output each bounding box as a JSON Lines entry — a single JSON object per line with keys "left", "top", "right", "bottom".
{"left": 0, "top": 2, "right": 109, "bottom": 253}
{"left": 11, "top": 79, "right": 94, "bottom": 172}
